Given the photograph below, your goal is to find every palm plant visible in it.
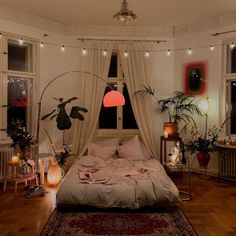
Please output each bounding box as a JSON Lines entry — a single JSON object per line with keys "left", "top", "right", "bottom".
{"left": 136, "top": 85, "right": 202, "bottom": 129}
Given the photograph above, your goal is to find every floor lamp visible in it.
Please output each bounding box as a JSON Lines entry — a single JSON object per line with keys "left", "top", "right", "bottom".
{"left": 198, "top": 97, "right": 215, "bottom": 137}
{"left": 36, "top": 70, "right": 125, "bottom": 143}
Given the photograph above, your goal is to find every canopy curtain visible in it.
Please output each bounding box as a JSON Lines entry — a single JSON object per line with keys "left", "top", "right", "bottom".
{"left": 118, "top": 43, "right": 159, "bottom": 159}
{"left": 72, "top": 41, "right": 113, "bottom": 156}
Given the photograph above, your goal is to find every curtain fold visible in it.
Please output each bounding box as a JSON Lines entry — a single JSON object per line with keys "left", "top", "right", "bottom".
{"left": 72, "top": 41, "right": 113, "bottom": 156}
{"left": 118, "top": 43, "right": 159, "bottom": 159}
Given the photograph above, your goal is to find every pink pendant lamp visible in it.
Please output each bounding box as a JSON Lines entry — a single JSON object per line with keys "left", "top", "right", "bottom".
{"left": 103, "top": 90, "right": 125, "bottom": 107}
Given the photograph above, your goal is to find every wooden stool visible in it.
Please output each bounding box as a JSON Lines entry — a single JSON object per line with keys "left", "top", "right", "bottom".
{"left": 3, "top": 160, "right": 38, "bottom": 194}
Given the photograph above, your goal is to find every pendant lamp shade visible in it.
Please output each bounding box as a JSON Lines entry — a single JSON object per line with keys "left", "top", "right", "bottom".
{"left": 103, "top": 90, "right": 125, "bottom": 107}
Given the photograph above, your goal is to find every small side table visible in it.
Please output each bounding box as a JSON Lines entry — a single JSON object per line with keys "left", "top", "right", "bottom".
{"left": 3, "top": 161, "right": 38, "bottom": 194}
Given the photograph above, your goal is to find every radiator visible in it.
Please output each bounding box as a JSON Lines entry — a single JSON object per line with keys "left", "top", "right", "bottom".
{"left": 218, "top": 146, "right": 236, "bottom": 181}
{"left": 0, "top": 144, "right": 38, "bottom": 182}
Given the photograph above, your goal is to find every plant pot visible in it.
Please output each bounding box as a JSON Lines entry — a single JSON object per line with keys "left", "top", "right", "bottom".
{"left": 164, "top": 122, "right": 179, "bottom": 138}
{"left": 197, "top": 152, "right": 210, "bottom": 167}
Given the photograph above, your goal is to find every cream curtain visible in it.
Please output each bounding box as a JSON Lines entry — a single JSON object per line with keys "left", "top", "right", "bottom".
{"left": 118, "top": 43, "right": 159, "bottom": 159}
{"left": 72, "top": 41, "right": 113, "bottom": 156}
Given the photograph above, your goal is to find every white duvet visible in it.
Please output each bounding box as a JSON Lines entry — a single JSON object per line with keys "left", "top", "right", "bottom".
{"left": 56, "top": 156, "right": 180, "bottom": 208}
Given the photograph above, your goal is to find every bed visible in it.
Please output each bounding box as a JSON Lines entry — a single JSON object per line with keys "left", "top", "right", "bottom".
{"left": 56, "top": 136, "right": 180, "bottom": 208}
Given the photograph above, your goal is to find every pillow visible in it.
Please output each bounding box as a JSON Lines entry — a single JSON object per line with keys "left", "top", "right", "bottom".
{"left": 140, "top": 141, "right": 152, "bottom": 160}
{"left": 88, "top": 138, "right": 120, "bottom": 155}
{"left": 89, "top": 142, "right": 117, "bottom": 160}
{"left": 117, "top": 135, "right": 145, "bottom": 161}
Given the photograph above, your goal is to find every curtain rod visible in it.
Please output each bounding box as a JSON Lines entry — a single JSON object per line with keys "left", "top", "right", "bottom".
{"left": 77, "top": 37, "right": 167, "bottom": 43}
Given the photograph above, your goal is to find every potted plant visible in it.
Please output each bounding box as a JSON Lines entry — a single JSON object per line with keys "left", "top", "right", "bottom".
{"left": 41, "top": 97, "right": 88, "bottom": 173}
{"left": 136, "top": 86, "right": 202, "bottom": 137}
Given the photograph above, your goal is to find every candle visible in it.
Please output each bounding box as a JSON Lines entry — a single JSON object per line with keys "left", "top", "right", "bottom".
{"left": 164, "top": 131, "right": 168, "bottom": 138}
{"left": 12, "top": 155, "right": 19, "bottom": 164}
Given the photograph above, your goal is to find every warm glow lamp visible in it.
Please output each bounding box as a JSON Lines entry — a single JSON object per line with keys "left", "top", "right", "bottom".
{"left": 198, "top": 97, "right": 215, "bottom": 137}
{"left": 36, "top": 70, "right": 125, "bottom": 142}
{"left": 47, "top": 162, "right": 61, "bottom": 186}
{"left": 103, "top": 90, "right": 125, "bottom": 107}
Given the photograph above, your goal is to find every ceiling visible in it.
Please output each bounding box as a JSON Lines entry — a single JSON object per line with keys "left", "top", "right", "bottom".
{"left": 0, "top": 0, "right": 236, "bottom": 28}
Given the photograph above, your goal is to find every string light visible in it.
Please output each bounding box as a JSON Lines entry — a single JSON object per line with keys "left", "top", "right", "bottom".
{"left": 187, "top": 48, "right": 192, "bottom": 55}
{"left": 210, "top": 45, "right": 214, "bottom": 51}
{"left": 19, "top": 38, "right": 23, "bottom": 45}
{"left": 230, "top": 42, "right": 235, "bottom": 49}
{"left": 166, "top": 49, "right": 171, "bottom": 56}
{"left": 82, "top": 48, "right": 87, "bottom": 56}
{"left": 102, "top": 50, "right": 107, "bottom": 56}
{"left": 124, "top": 50, "right": 128, "bottom": 58}
{"left": 144, "top": 50, "right": 150, "bottom": 58}
{"left": 40, "top": 42, "right": 44, "bottom": 48}
{"left": 61, "top": 45, "right": 65, "bottom": 52}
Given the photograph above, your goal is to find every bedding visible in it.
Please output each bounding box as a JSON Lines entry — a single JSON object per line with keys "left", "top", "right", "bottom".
{"left": 56, "top": 155, "right": 180, "bottom": 208}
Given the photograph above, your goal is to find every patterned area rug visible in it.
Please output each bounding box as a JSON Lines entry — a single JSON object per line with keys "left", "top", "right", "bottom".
{"left": 41, "top": 207, "right": 197, "bottom": 236}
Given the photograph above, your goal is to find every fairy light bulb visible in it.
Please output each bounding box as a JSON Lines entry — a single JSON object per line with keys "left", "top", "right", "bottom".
{"left": 167, "top": 49, "right": 171, "bottom": 56}
{"left": 40, "top": 42, "right": 44, "bottom": 48}
{"left": 61, "top": 45, "right": 65, "bottom": 52}
{"left": 124, "top": 50, "right": 128, "bottom": 58}
{"left": 187, "top": 48, "right": 192, "bottom": 55}
{"left": 0, "top": 33, "right": 2, "bottom": 39}
{"left": 144, "top": 50, "right": 150, "bottom": 58}
{"left": 102, "top": 50, "right": 107, "bottom": 56}
{"left": 230, "top": 42, "right": 235, "bottom": 50}
{"left": 210, "top": 45, "right": 214, "bottom": 51}
{"left": 82, "top": 48, "right": 87, "bottom": 56}
{"left": 19, "top": 38, "right": 23, "bottom": 45}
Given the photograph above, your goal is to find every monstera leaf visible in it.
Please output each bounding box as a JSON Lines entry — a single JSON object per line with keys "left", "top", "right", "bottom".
{"left": 41, "top": 97, "right": 88, "bottom": 131}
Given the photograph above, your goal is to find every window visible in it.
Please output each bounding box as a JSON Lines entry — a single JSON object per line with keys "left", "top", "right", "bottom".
{"left": 0, "top": 36, "right": 37, "bottom": 141}
{"left": 96, "top": 52, "right": 138, "bottom": 138}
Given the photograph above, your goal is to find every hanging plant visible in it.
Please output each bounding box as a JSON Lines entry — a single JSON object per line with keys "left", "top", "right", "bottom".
{"left": 41, "top": 97, "right": 88, "bottom": 130}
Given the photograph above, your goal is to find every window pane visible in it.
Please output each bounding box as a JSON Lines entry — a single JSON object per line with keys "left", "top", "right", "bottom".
{"left": 122, "top": 83, "right": 138, "bottom": 129}
{"left": 99, "top": 84, "right": 117, "bottom": 129}
{"left": 227, "top": 45, "right": 236, "bottom": 74}
{"left": 108, "top": 53, "right": 117, "bottom": 77}
{"left": 7, "top": 76, "right": 32, "bottom": 131}
{"left": 230, "top": 81, "right": 236, "bottom": 134}
{"left": 8, "top": 40, "right": 33, "bottom": 72}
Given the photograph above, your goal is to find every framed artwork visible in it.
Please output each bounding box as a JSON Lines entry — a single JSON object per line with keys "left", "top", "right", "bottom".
{"left": 184, "top": 61, "right": 207, "bottom": 95}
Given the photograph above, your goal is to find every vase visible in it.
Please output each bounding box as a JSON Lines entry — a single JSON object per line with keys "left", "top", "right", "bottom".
{"left": 196, "top": 152, "right": 210, "bottom": 167}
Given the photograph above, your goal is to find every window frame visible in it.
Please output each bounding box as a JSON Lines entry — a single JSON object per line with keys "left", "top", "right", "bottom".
{"left": 223, "top": 38, "right": 236, "bottom": 136}
{"left": 95, "top": 51, "right": 139, "bottom": 139}
{"left": 0, "top": 34, "right": 38, "bottom": 142}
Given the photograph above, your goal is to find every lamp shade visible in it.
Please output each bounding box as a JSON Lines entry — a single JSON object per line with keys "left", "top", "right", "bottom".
{"left": 198, "top": 97, "right": 215, "bottom": 115}
{"left": 103, "top": 91, "right": 125, "bottom": 107}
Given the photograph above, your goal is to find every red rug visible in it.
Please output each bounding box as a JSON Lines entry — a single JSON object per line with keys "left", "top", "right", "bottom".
{"left": 41, "top": 208, "right": 197, "bottom": 236}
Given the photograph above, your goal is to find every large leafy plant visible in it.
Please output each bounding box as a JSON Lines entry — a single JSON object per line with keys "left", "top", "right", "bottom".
{"left": 41, "top": 97, "right": 88, "bottom": 130}
{"left": 136, "top": 85, "right": 202, "bottom": 128}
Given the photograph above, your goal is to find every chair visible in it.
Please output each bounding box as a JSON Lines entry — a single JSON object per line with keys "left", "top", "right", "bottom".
{"left": 3, "top": 160, "right": 38, "bottom": 194}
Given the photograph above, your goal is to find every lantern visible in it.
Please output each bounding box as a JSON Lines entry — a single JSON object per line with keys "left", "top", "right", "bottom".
{"left": 47, "top": 162, "right": 61, "bottom": 186}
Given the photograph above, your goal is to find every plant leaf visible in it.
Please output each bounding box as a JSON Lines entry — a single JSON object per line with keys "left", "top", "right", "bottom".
{"left": 41, "top": 110, "right": 56, "bottom": 120}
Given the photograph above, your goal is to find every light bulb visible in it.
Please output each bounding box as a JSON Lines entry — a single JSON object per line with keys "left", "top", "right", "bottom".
{"left": 102, "top": 50, "right": 107, "bottom": 56}
{"left": 0, "top": 33, "right": 2, "bottom": 39}
{"left": 210, "top": 45, "right": 214, "bottom": 51}
{"left": 82, "top": 48, "right": 87, "bottom": 56}
{"left": 187, "top": 48, "right": 192, "bottom": 55}
{"left": 167, "top": 49, "right": 171, "bottom": 56}
{"left": 124, "top": 50, "right": 128, "bottom": 58}
{"left": 61, "top": 45, "right": 65, "bottom": 52}
{"left": 19, "top": 38, "right": 23, "bottom": 45}
{"left": 144, "top": 50, "right": 150, "bottom": 58}
{"left": 230, "top": 42, "right": 235, "bottom": 50}
{"left": 40, "top": 42, "right": 44, "bottom": 48}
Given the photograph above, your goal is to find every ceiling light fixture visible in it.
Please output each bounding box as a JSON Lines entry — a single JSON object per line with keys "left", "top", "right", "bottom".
{"left": 113, "top": 0, "right": 137, "bottom": 24}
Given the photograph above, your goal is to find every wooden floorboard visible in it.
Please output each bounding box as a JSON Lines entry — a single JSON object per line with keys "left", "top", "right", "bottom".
{"left": 0, "top": 173, "right": 235, "bottom": 236}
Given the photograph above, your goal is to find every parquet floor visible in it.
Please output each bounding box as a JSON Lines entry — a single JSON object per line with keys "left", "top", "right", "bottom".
{"left": 0, "top": 173, "right": 235, "bottom": 236}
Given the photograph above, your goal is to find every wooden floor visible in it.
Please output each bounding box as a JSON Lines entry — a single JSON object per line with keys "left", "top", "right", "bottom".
{"left": 0, "top": 173, "right": 236, "bottom": 236}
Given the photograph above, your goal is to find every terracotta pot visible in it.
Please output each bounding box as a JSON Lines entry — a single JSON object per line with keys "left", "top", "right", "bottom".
{"left": 163, "top": 122, "right": 179, "bottom": 138}
{"left": 197, "top": 152, "right": 210, "bottom": 167}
